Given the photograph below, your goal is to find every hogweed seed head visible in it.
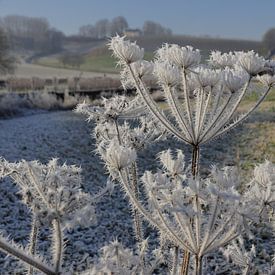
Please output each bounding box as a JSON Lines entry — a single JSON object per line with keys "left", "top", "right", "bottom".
{"left": 0, "top": 158, "right": 96, "bottom": 229}
{"left": 154, "top": 62, "right": 181, "bottom": 87}
{"left": 256, "top": 74, "right": 275, "bottom": 87}
{"left": 104, "top": 140, "right": 137, "bottom": 172}
{"left": 194, "top": 67, "right": 222, "bottom": 88}
{"left": 108, "top": 37, "right": 272, "bottom": 145}
{"left": 156, "top": 43, "right": 201, "bottom": 69}
{"left": 222, "top": 67, "right": 249, "bottom": 92}
{"left": 237, "top": 50, "right": 266, "bottom": 76}
{"left": 131, "top": 60, "right": 154, "bottom": 79}
{"left": 108, "top": 35, "right": 144, "bottom": 65}
{"left": 209, "top": 51, "right": 238, "bottom": 69}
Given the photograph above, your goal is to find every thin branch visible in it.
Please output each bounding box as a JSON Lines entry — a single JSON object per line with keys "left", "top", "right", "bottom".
{"left": 0, "top": 236, "right": 55, "bottom": 275}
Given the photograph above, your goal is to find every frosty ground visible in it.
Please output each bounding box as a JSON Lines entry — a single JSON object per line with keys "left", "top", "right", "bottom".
{"left": 0, "top": 109, "right": 273, "bottom": 273}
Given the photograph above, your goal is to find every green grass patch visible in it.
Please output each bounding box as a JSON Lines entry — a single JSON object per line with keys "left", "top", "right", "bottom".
{"left": 35, "top": 51, "right": 155, "bottom": 74}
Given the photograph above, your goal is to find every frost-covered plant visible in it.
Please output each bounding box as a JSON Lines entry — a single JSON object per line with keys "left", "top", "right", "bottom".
{"left": 73, "top": 37, "right": 275, "bottom": 274}
{"left": 116, "top": 150, "right": 245, "bottom": 274}
{"left": 222, "top": 237, "right": 256, "bottom": 275}
{"left": 243, "top": 160, "right": 275, "bottom": 223}
{"left": 76, "top": 95, "right": 166, "bottom": 246}
{"left": 81, "top": 239, "right": 163, "bottom": 275}
{"left": 0, "top": 158, "right": 110, "bottom": 274}
{"left": 109, "top": 35, "right": 273, "bottom": 153}
{"left": 106, "top": 36, "right": 275, "bottom": 273}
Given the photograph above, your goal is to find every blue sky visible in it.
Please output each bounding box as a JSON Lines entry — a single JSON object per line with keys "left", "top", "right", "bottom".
{"left": 0, "top": 0, "right": 274, "bottom": 40}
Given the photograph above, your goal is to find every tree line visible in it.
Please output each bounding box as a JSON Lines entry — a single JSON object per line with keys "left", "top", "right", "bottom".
{"left": 78, "top": 16, "right": 172, "bottom": 38}
{"left": 0, "top": 15, "right": 64, "bottom": 53}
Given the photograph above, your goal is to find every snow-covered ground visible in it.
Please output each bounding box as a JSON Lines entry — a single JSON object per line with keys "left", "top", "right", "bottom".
{"left": 0, "top": 110, "right": 272, "bottom": 273}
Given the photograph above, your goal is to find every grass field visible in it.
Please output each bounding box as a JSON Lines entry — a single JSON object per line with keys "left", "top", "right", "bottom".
{"left": 35, "top": 51, "right": 155, "bottom": 74}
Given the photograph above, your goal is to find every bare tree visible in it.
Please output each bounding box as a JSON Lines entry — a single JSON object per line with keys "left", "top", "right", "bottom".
{"left": 79, "top": 24, "right": 97, "bottom": 38}
{"left": 143, "top": 20, "right": 172, "bottom": 36}
{"left": 45, "top": 29, "right": 64, "bottom": 53}
{"left": 263, "top": 28, "right": 275, "bottom": 57}
{"left": 95, "top": 19, "right": 110, "bottom": 39}
{"left": 111, "top": 16, "right": 128, "bottom": 35}
{"left": 59, "top": 53, "right": 84, "bottom": 68}
{"left": 0, "top": 27, "right": 15, "bottom": 74}
{"left": 1, "top": 15, "right": 63, "bottom": 53}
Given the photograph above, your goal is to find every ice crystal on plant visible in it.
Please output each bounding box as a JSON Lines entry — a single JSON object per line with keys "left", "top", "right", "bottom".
{"left": 237, "top": 50, "right": 266, "bottom": 76}
{"left": 209, "top": 51, "right": 238, "bottom": 69}
{"left": 156, "top": 43, "right": 201, "bottom": 69}
{"left": 108, "top": 35, "right": 144, "bottom": 65}
{"left": 0, "top": 158, "right": 96, "bottom": 229}
{"left": 222, "top": 237, "right": 256, "bottom": 274}
{"left": 104, "top": 140, "right": 137, "bottom": 173}
{"left": 82, "top": 239, "right": 163, "bottom": 275}
{"left": 109, "top": 36, "right": 273, "bottom": 146}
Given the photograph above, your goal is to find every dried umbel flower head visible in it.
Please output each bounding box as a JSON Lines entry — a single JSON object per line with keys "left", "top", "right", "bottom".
{"left": 108, "top": 35, "right": 144, "bottom": 65}
{"left": 209, "top": 51, "right": 237, "bottom": 69}
{"left": 154, "top": 62, "right": 181, "bottom": 87}
{"left": 109, "top": 36, "right": 272, "bottom": 146}
{"left": 222, "top": 67, "right": 249, "bottom": 92}
{"left": 131, "top": 60, "right": 154, "bottom": 79}
{"left": 256, "top": 74, "right": 275, "bottom": 87}
{"left": 243, "top": 160, "right": 275, "bottom": 221}
{"left": 119, "top": 151, "right": 243, "bottom": 264}
{"left": 0, "top": 158, "right": 96, "bottom": 228}
{"left": 222, "top": 237, "right": 256, "bottom": 274}
{"left": 194, "top": 67, "right": 222, "bottom": 88}
{"left": 156, "top": 44, "right": 201, "bottom": 69}
{"left": 75, "top": 95, "right": 145, "bottom": 123}
{"left": 158, "top": 149, "right": 186, "bottom": 180}
{"left": 83, "top": 239, "right": 163, "bottom": 275}
{"left": 237, "top": 50, "right": 266, "bottom": 76}
{"left": 103, "top": 140, "right": 137, "bottom": 173}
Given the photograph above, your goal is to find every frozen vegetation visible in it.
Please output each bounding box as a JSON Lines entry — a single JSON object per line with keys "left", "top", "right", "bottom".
{"left": 0, "top": 36, "right": 274, "bottom": 274}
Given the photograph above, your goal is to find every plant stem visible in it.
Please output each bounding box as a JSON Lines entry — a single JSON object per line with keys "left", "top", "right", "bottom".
{"left": 114, "top": 119, "right": 122, "bottom": 144}
{"left": 0, "top": 236, "right": 55, "bottom": 275}
{"left": 52, "top": 219, "right": 63, "bottom": 273}
{"left": 191, "top": 145, "right": 200, "bottom": 178}
{"left": 195, "top": 255, "right": 202, "bottom": 275}
{"left": 130, "top": 163, "right": 144, "bottom": 245}
{"left": 181, "top": 145, "right": 200, "bottom": 275}
{"left": 171, "top": 246, "right": 179, "bottom": 275}
{"left": 28, "top": 217, "right": 39, "bottom": 275}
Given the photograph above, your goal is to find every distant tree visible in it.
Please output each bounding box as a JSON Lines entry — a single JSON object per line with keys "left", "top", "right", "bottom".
{"left": 263, "top": 28, "right": 275, "bottom": 56}
{"left": 79, "top": 24, "right": 97, "bottom": 38}
{"left": 111, "top": 16, "right": 128, "bottom": 35}
{"left": 1, "top": 15, "right": 64, "bottom": 54}
{"left": 95, "top": 19, "right": 110, "bottom": 39}
{"left": 59, "top": 53, "right": 84, "bottom": 68}
{"left": 46, "top": 29, "right": 64, "bottom": 53}
{"left": 143, "top": 20, "right": 172, "bottom": 36}
{"left": 0, "top": 27, "right": 15, "bottom": 74}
